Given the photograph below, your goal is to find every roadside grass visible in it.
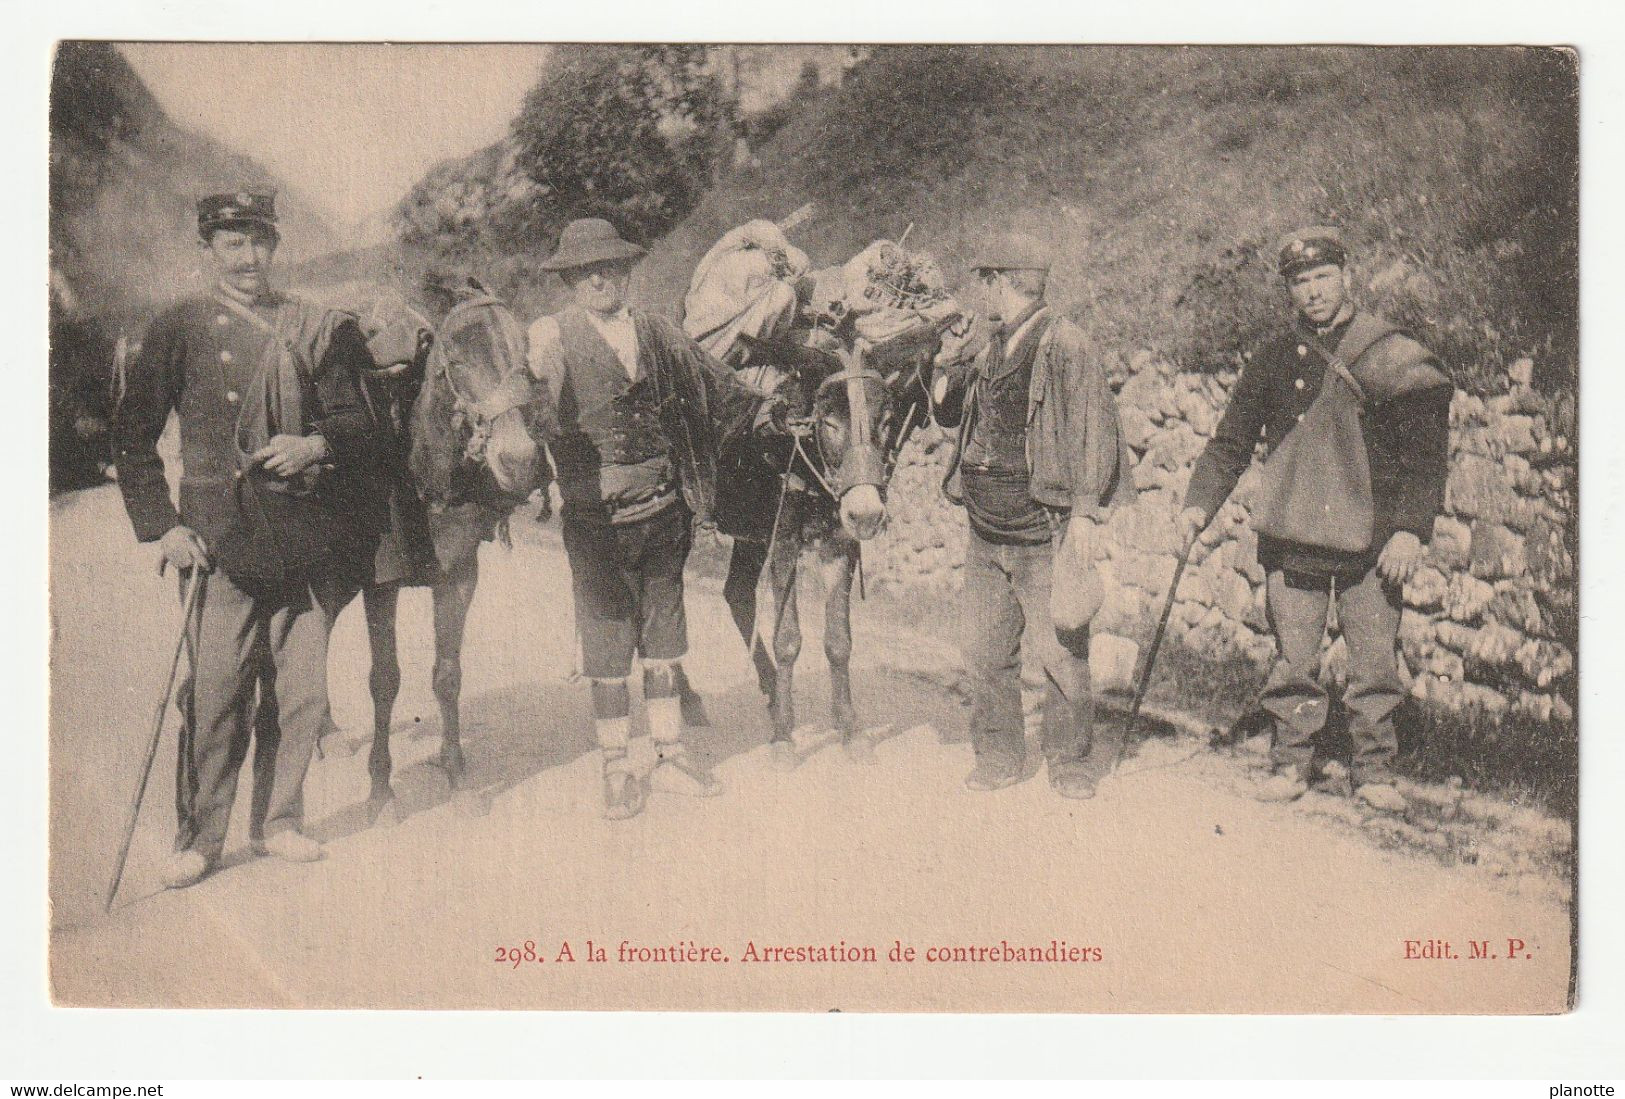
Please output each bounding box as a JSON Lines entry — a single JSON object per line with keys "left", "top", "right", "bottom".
{"left": 642, "top": 45, "right": 1577, "bottom": 394}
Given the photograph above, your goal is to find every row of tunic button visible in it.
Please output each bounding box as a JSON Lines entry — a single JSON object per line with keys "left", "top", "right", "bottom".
{"left": 217, "top": 315, "right": 241, "bottom": 403}
{"left": 1294, "top": 344, "right": 1307, "bottom": 421}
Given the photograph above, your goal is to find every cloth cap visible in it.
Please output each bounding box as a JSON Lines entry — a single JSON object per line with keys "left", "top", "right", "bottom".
{"left": 541, "top": 218, "right": 647, "bottom": 272}
{"left": 197, "top": 191, "right": 278, "bottom": 237}
{"left": 972, "top": 231, "right": 1053, "bottom": 273}
{"left": 1277, "top": 226, "right": 1347, "bottom": 277}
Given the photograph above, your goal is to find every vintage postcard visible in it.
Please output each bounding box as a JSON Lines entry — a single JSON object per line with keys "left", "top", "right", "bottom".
{"left": 45, "top": 41, "right": 1579, "bottom": 1013}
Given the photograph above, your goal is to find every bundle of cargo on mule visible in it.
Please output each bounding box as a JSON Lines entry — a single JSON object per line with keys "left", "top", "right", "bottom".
{"left": 682, "top": 216, "right": 968, "bottom": 768}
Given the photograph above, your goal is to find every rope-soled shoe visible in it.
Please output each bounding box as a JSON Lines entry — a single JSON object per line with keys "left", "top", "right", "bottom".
{"left": 650, "top": 743, "right": 723, "bottom": 798}
{"left": 602, "top": 749, "right": 647, "bottom": 820}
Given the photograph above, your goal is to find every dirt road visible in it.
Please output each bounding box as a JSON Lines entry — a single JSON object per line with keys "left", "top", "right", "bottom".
{"left": 48, "top": 485, "right": 1571, "bottom": 1012}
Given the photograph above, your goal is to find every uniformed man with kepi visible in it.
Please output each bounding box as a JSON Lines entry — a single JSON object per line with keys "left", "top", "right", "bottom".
{"left": 479, "top": 218, "right": 771, "bottom": 820}
{"left": 114, "top": 192, "right": 382, "bottom": 887}
{"left": 1178, "top": 226, "right": 1453, "bottom": 812}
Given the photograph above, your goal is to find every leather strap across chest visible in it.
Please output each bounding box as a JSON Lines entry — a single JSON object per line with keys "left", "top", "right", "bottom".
{"left": 1292, "top": 313, "right": 1405, "bottom": 405}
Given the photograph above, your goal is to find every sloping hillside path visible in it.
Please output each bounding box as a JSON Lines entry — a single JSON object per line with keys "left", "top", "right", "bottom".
{"left": 48, "top": 485, "right": 1570, "bottom": 1012}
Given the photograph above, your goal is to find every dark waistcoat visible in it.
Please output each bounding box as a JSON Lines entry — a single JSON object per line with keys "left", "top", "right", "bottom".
{"left": 550, "top": 307, "right": 676, "bottom": 521}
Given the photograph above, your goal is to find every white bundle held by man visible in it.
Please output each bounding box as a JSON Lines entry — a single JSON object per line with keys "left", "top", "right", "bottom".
{"left": 682, "top": 219, "right": 810, "bottom": 365}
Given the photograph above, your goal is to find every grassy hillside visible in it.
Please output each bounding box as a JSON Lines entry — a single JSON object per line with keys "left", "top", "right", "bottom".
{"left": 50, "top": 42, "right": 341, "bottom": 327}
{"left": 48, "top": 41, "right": 343, "bottom": 490}
{"left": 639, "top": 46, "right": 1576, "bottom": 394}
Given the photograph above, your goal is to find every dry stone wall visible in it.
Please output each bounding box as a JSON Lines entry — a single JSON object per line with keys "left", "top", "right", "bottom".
{"left": 867, "top": 352, "right": 1578, "bottom": 725}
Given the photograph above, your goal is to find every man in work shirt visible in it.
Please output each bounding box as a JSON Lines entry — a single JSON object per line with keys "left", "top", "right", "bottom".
{"left": 931, "top": 232, "right": 1133, "bottom": 800}
{"left": 1178, "top": 226, "right": 1453, "bottom": 812}
{"left": 113, "top": 192, "right": 382, "bottom": 887}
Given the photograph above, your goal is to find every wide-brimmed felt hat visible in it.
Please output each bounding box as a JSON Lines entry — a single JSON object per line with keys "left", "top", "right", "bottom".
{"left": 541, "top": 218, "right": 647, "bottom": 272}
{"left": 197, "top": 191, "right": 278, "bottom": 237}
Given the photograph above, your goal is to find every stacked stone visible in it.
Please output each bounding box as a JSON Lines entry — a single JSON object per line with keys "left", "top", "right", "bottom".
{"left": 866, "top": 421, "right": 968, "bottom": 593}
{"left": 1091, "top": 353, "right": 1278, "bottom": 668}
{"left": 866, "top": 350, "right": 1577, "bottom": 727}
{"left": 1400, "top": 359, "right": 1577, "bottom": 723}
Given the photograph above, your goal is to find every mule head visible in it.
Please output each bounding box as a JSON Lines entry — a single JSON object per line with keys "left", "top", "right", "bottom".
{"left": 411, "top": 298, "right": 541, "bottom": 509}
{"left": 810, "top": 340, "right": 897, "bottom": 542}
{"left": 361, "top": 293, "right": 434, "bottom": 383}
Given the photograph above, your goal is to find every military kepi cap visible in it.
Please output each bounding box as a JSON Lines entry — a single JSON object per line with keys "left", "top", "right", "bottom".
{"left": 972, "top": 231, "right": 1053, "bottom": 273}
{"left": 197, "top": 191, "right": 278, "bottom": 237}
{"left": 1277, "top": 225, "right": 1347, "bottom": 277}
{"left": 541, "top": 218, "right": 646, "bottom": 272}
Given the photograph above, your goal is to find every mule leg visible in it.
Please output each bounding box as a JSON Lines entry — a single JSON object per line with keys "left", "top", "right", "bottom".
{"left": 817, "top": 537, "right": 862, "bottom": 746}
{"left": 432, "top": 554, "right": 479, "bottom": 790}
{"left": 766, "top": 528, "right": 802, "bottom": 747}
{"left": 723, "top": 537, "right": 776, "bottom": 698}
{"left": 361, "top": 582, "right": 402, "bottom": 808}
{"left": 673, "top": 663, "right": 711, "bottom": 728}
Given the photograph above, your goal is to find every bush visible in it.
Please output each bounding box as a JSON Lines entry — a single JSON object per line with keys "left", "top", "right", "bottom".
{"left": 395, "top": 45, "right": 733, "bottom": 302}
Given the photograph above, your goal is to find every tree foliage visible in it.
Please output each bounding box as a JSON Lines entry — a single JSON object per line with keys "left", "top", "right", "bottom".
{"left": 508, "top": 44, "right": 731, "bottom": 246}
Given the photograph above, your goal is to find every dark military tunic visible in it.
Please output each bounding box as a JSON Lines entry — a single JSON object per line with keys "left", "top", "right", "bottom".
{"left": 1184, "top": 311, "right": 1452, "bottom": 578}
{"left": 114, "top": 292, "right": 382, "bottom": 583}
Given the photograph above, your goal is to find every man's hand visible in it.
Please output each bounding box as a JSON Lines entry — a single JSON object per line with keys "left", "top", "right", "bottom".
{"left": 1377, "top": 530, "right": 1424, "bottom": 585}
{"left": 1062, "top": 514, "right": 1098, "bottom": 565}
{"left": 252, "top": 434, "right": 330, "bottom": 479}
{"left": 159, "top": 525, "right": 210, "bottom": 574}
{"left": 933, "top": 312, "right": 984, "bottom": 370}
{"left": 1053, "top": 515, "right": 1104, "bottom": 634}
{"left": 1175, "top": 506, "right": 1208, "bottom": 549}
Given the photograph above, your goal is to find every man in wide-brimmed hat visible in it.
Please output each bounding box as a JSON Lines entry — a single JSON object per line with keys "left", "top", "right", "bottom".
{"left": 113, "top": 191, "right": 383, "bottom": 887}
{"left": 1178, "top": 226, "right": 1453, "bottom": 813}
{"left": 484, "top": 217, "right": 772, "bottom": 820}
{"left": 930, "top": 231, "right": 1133, "bottom": 801}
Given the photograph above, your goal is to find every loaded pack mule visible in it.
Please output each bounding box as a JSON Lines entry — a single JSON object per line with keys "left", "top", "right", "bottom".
{"left": 716, "top": 309, "right": 961, "bottom": 767}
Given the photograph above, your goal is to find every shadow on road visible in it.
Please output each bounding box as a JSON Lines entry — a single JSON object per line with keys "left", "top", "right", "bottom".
{"left": 309, "top": 659, "right": 985, "bottom": 841}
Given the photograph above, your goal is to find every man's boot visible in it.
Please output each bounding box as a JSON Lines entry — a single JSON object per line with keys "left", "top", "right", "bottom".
{"left": 768, "top": 739, "right": 799, "bottom": 772}
{"left": 159, "top": 849, "right": 212, "bottom": 889}
{"left": 592, "top": 684, "right": 643, "bottom": 820}
{"left": 964, "top": 757, "right": 1022, "bottom": 792}
{"left": 257, "top": 829, "right": 326, "bottom": 862}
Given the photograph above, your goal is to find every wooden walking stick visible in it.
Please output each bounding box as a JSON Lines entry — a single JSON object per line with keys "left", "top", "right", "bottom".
{"left": 1123, "top": 535, "right": 1197, "bottom": 743}
{"left": 105, "top": 568, "right": 203, "bottom": 913}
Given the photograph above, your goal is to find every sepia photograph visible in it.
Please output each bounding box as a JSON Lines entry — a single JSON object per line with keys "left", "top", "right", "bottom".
{"left": 42, "top": 38, "right": 1582, "bottom": 1019}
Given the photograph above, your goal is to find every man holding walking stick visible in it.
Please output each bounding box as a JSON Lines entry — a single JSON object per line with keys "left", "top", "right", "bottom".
{"left": 113, "top": 192, "right": 382, "bottom": 889}
{"left": 1178, "top": 227, "right": 1453, "bottom": 812}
